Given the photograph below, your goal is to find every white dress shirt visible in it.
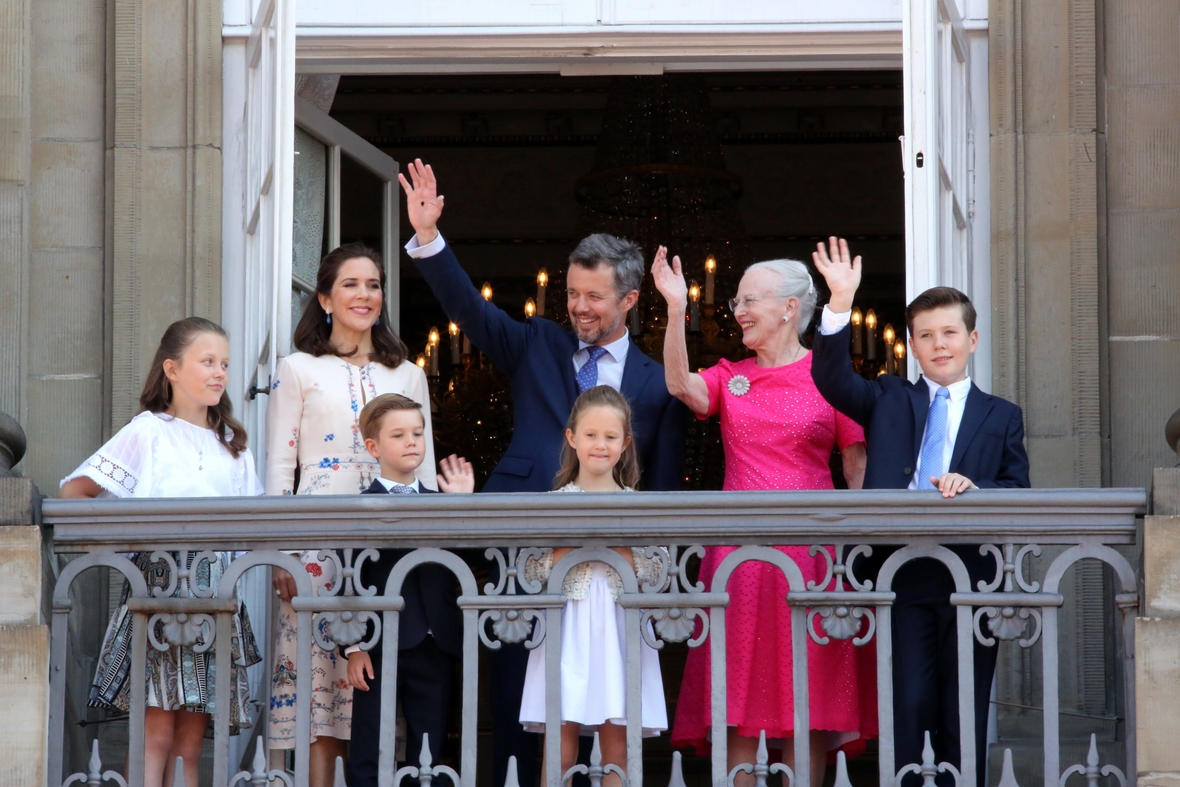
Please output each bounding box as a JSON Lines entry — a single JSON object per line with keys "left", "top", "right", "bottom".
{"left": 406, "top": 231, "right": 631, "bottom": 391}
{"left": 818, "top": 305, "right": 971, "bottom": 489}
{"left": 575, "top": 333, "right": 630, "bottom": 392}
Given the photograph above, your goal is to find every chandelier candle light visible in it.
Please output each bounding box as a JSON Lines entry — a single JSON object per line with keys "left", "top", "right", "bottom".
{"left": 481, "top": 282, "right": 493, "bottom": 302}
{"left": 427, "top": 327, "right": 441, "bottom": 378}
{"left": 704, "top": 255, "right": 716, "bottom": 305}
{"left": 688, "top": 280, "right": 701, "bottom": 331}
{"left": 525, "top": 298, "right": 536, "bottom": 318}
{"left": 536, "top": 269, "right": 547, "bottom": 317}
{"left": 865, "top": 309, "right": 878, "bottom": 361}
{"left": 883, "top": 324, "right": 896, "bottom": 375}
{"left": 448, "top": 322, "right": 460, "bottom": 365}
{"left": 851, "top": 307, "right": 864, "bottom": 355}
{"left": 894, "top": 340, "right": 907, "bottom": 376}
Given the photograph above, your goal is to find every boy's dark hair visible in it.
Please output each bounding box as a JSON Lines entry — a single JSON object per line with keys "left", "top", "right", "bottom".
{"left": 359, "top": 393, "right": 423, "bottom": 442}
{"left": 905, "top": 286, "right": 977, "bottom": 335}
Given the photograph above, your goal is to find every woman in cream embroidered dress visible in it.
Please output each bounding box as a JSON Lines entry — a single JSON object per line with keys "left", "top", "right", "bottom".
{"left": 266, "top": 243, "right": 437, "bottom": 786}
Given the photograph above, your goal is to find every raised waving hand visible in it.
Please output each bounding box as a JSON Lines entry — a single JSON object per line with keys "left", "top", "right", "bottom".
{"left": 811, "top": 236, "right": 862, "bottom": 313}
{"left": 397, "top": 158, "right": 445, "bottom": 244}
{"left": 651, "top": 245, "right": 688, "bottom": 309}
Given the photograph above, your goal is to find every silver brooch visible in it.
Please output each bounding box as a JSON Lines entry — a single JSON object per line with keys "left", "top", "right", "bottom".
{"left": 728, "top": 375, "right": 751, "bottom": 396}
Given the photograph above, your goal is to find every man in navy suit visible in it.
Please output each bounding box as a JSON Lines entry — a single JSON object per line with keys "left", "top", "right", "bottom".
{"left": 398, "top": 160, "right": 689, "bottom": 787}
{"left": 809, "top": 238, "right": 1030, "bottom": 787}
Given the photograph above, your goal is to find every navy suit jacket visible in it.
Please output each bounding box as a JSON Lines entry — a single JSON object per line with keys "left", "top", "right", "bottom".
{"left": 354, "top": 481, "right": 462, "bottom": 659}
{"left": 414, "top": 243, "right": 689, "bottom": 492}
{"left": 811, "top": 323, "right": 1030, "bottom": 586}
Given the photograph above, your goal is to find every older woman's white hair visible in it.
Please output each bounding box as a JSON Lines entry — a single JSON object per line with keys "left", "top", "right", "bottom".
{"left": 743, "top": 258, "right": 818, "bottom": 337}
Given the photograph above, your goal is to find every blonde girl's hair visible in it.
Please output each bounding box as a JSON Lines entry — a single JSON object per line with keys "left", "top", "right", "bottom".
{"left": 139, "top": 317, "right": 248, "bottom": 458}
{"left": 553, "top": 385, "right": 641, "bottom": 491}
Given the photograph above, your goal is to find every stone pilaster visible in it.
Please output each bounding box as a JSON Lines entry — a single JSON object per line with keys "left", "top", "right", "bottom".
{"left": 989, "top": 0, "right": 1102, "bottom": 488}
{"left": 109, "top": 0, "right": 223, "bottom": 432}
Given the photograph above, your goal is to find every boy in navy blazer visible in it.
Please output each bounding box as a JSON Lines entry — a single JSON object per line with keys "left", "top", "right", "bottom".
{"left": 810, "top": 238, "right": 1030, "bottom": 787}
{"left": 345, "top": 394, "right": 475, "bottom": 787}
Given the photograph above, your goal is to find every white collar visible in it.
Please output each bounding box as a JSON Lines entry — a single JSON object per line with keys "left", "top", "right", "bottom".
{"left": 922, "top": 376, "right": 973, "bottom": 403}
{"left": 377, "top": 477, "right": 420, "bottom": 492}
{"left": 578, "top": 331, "right": 631, "bottom": 362}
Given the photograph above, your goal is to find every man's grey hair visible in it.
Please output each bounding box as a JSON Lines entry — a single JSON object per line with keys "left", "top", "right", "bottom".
{"left": 744, "top": 258, "right": 818, "bottom": 337}
{"left": 568, "top": 234, "right": 645, "bottom": 299}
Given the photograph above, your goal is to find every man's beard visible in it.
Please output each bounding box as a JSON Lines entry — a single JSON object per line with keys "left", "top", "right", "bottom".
{"left": 571, "top": 311, "right": 624, "bottom": 345}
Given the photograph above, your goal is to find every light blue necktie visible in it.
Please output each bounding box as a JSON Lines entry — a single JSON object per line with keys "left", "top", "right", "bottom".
{"left": 388, "top": 483, "right": 417, "bottom": 494}
{"left": 576, "top": 347, "right": 609, "bottom": 393}
{"left": 918, "top": 387, "right": 951, "bottom": 489}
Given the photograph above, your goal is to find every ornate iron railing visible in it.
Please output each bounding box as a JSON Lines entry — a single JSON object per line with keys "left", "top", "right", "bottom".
{"left": 43, "top": 488, "right": 1145, "bottom": 787}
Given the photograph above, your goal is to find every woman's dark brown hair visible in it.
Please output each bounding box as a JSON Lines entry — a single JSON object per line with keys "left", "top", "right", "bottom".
{"left": 553, "top": 385, "right": 641, "bottom": 490}
{"left": 139, "top": 317, "right": 248, "bottom": 458}
{"left": 292, "top": 242, "right": 409, "bottom": 368}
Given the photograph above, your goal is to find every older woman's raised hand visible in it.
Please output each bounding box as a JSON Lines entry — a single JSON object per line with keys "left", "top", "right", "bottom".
{"left": 812, "top": 236, "right": 862, "bottom": 313}
{"left": 397, "top": 158, "right": 446, "bottom": 245}
{"left": 651, "top": 245, "right": 688, "bottom": 309}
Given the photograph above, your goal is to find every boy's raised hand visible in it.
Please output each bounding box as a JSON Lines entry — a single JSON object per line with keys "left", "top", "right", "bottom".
{"left": 397, "top": 159, "right": 445, "bottom": 245}
{"left": 348, "top": 650, "right": 375, "bottom": 691}
{"left": 812, "top": 236, "right": 862, "bottom": 313}
{"left": 651, "top": 246, "right": 687, "bottom": 309}
{"left": 437, "top": 454, "right": 475, "bottom": 493}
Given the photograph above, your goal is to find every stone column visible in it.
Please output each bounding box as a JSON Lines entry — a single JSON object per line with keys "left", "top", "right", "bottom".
{"left": 989, "top": 0, "right": 1102, "bottom": 489}
{"left": 1137, "top": 467, "right": 1180, "bottom": 787}
{"left": 108, "top": 0, "right": 223, "bottom": 430}
{"left": 0, "top": 478, "right": 48, "bottom": 787}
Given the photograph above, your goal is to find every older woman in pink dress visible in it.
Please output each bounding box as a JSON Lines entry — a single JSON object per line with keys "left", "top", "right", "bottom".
{"left": 652, "top": 247, "right": 875, "bottom": 786}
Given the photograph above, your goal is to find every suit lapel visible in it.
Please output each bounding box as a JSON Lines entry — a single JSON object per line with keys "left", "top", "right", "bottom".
{"left": 949, "top": 383, "right": 994, "bottom": 472}
{"left": 620, "top": 340, "right": 653, "bottom": 399}
{"left": 909, "top": 377, "right": 931, "bottom": 464}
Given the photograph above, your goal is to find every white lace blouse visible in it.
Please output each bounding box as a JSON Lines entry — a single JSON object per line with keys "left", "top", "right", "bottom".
{"left": 61, "top": 411, "right": 263, "bottom": 498}
{"left": 265, "top": 352, "right": 437, "bottom": 495}
{"left": 523, "top": 483, "right": 666, "bottom": 600}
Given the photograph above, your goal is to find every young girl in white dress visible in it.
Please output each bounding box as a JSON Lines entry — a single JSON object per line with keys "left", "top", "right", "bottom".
{"left": 60, "top": 317, "right": 264, "bottom": 787}
{"left": 518, "top": 385, "right": 667, "bottom": 786}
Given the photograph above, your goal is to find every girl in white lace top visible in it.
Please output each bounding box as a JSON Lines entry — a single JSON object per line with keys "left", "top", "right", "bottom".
{"left": 518, "top": 386, "right": 668, "bottom": 787}
{"left": 60, "top": 318, "right": 264, "bottom": 787}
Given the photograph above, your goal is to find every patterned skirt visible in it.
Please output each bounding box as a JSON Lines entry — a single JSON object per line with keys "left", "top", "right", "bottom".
{"left": 87, "top": 552, "right": 262, "bottom": 732}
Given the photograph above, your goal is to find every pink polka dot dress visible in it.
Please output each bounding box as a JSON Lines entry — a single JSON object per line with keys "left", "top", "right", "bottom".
{"left": 670, "top": 353, "right": 879, "bottom": 757}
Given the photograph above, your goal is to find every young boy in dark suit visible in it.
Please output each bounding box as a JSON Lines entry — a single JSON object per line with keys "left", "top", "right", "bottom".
{"left": 809, "top": 238, "right": 1030, "bottom": 787}
{"left": 345, "top": 393, "right": 474, "bottom": 787}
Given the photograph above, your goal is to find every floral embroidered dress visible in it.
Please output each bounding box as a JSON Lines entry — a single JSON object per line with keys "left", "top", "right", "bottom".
{"left": 671, "top": 353, "right": 878, "bottom": 756}
{"left": 518, "top": 484, "right": 669, "bottom": 737}
{"left": 265, "top": 351, "right": 437, "bottom": 747}
{"left": 61, "top": 411, "right": 264, "bottom": 730}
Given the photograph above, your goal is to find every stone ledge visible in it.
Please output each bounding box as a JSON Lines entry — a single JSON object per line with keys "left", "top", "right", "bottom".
{"left": 1144, "top": 516, "right": 1180, "bottom": 617}
{"left": 0, "top": 527, "right": 45, "bottom": 626}
{"left": 1154, "top": 468, "right": 1180, "bottom": 516}
{"left": 0, "top": 477, "right": 39, "bottom": 526}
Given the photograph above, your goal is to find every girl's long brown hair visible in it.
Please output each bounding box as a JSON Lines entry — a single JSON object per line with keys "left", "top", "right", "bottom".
{"left": 139, "top": 317, "right": 248, "bottom": 458}
{"left": 553, "top": 385, "right": 641, "bottom": 490}
{"left": 292, "top": 242, "right": 409, "bottom": 368}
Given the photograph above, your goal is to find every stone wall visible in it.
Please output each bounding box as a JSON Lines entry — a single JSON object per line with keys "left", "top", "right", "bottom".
{"left": 0, "top": 0, "right": 224, "bottom": 494}
{"left": 0, "top": 479, "right": 48, "bottom": 787}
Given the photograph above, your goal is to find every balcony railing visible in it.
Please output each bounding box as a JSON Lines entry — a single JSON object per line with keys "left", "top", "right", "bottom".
{"left": 43, "top": 488, "right": 1145, "bottom": 787}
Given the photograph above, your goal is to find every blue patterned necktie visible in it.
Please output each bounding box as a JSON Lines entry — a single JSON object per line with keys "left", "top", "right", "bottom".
{"left": 388, "top": 483, "right": 417, "bottom": 494}
{"left": 576, "top": 346, "right": 610, "bottom": 393}
{"left": 918, "top": 387, "right": 951, "bottom": 489}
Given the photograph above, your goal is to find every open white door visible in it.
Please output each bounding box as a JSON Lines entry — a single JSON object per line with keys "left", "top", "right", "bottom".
{"left": 241, "top": 0, "right": 295, "bottom": 465}
{"left": 902, "top": 0, "right": 973, "bottom": 304}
